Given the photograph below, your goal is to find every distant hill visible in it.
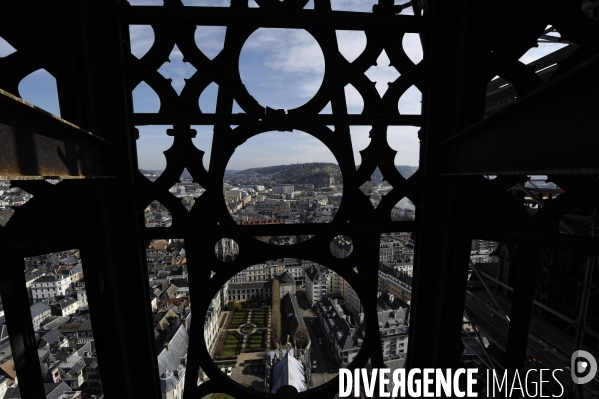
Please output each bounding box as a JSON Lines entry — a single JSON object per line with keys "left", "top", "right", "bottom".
{"left": 140, "top": 164, "right": 417, "bottom": 182}
{"left": 235, "top": 162, "right": 342, "bottom": 187}
{"left": 233, "top": 163, "right": 417, "bottom": 186}
{"left": 371, "top": 165, "right": 418, "bottom": 180}
{"left": 139, "top": 169, "right": 161, "bottom": 176}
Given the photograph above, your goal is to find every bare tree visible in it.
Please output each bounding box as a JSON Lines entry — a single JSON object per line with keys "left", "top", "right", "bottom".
{"left": 293, "top": 325, "right": 310, "bottom": 349}
{"left": 271, "top": 277, "right": 281, "bottom": 348}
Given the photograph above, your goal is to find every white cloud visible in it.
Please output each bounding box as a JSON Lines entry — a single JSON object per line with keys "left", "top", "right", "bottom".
{"left": 398, "top": 85, "right": 422, "bottom": 115}
{"left": 403, "top": 33, "right": 423, "bottom": 64}
{"left": 132, "top": 81, "right": 161, "bottom": 113}
{"left": 157, "top": 45, "right": 197, "bottom": 94}
{"left": 194, "top": 26, "right": 226, "bottom": 59}
{"left": 129, "top": 25, "right": 155, "bottom": 59}
{"left": 239, "top": 28, "right": 325, "bottom": 109}
{"left": 336, "top": 30, "right": 367, "bottom": 63}
{"left": 344, "top": 84, "right": 364, "bottom": 113}
{"left": 388, "top": 126, "right": 420, "bottom": 166}
{"left": 365, "top": 50, "right": 400, "bottom": 96}
{"left": 350, "top": 126, "right": 420, "bottom": 167}
{"left": 332, "top": 0, "right": 376, "bottom": 12}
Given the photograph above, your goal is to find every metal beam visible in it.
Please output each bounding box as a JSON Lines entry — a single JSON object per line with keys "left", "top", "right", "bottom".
{"left": 406, "top": 0, "right": 488, "bottom": 371}
{"left": 0, "top": 89, "right": 115, "bottom": 180}
{"left": 138, "top": 220, "right": 417, "bottom": 239}
{"left": 0, "top": 252, "right": 46, "bottom": 399}
{"left": 504, "top": 245, "right": 541, "bottom": 371}
{"left": 132, "top": 113, "right": 423, "bottom": 127}
{"left": 125, "top": 6, "right": 429, "bottom": 32}
{"left": 470, "top": 225, "right": 599, "bottom": 255}
{"left": 441, "top": 53, "right": 599, "bottom": 176}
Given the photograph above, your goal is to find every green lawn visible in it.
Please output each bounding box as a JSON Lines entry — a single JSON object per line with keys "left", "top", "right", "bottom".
{"left": 246, "top": 330, "right": 266, "bottom": 349}
{"left": 250, "top": 309, "right": 268, "bottom": 327}
{"left": 220, "top": 332, "right": 243, "bottom": 357}
{"left": 229, "top": 310, "right": 248, "bottom": 329}
{"left": 211, "top": 394, "right": 234, "bottom": 399}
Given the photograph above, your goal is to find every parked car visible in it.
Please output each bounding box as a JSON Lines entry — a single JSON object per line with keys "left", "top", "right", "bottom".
{"left": 312, "top": 360, "right": 317, "bottom": 370}
{"left": 226, "top": 367, "right": 232, "bottom": 376}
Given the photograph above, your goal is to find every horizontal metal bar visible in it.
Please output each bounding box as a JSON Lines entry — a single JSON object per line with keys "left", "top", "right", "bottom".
{"left": 0, "top": 89, "right": 113, "bottom": 146}
{"left": 0, "top": 233, "right": 84, "bottom": 257}
{"left": 125, "top": 6, "right": 429, "bottom": 32}
{"left": 132, "top": 113, "right": 423, "bottom": 126}
{"left": 470, "top": 226, "right": 599, "bottom": 255}
{"left": 139, "top": 220, "right": 417, "bottom": 239}
{"left": 0, "top": 90, "right": 117, "bottom": 179}
{"left": 0, "top": 176, "right": 116, "bottom": 180}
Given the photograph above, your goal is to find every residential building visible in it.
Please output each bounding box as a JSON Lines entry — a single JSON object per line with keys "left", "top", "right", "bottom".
{"left": 50, "top": 296, "right": 79, "bottom": 317}
{"left": 304, "top": 265, "right": 327, "bottom": 305}
{"left": 377, "top": 262, "right": 412, "bottom": 303}
{"left": 31, "top": 302, "right": 51, "bottom": 331}
{"left": 31, "top": 275, "right": 71, "bottom": 302}
{"left": 227, "top": 272, "right": 295, "bottom": 302}
{"left": 315, "top": 298, "right": 364, "bottom": 367}
{"left": 273, "top": 185, "right": 294, "bottom": 195}
{"left": 76, "top": 320, "right": 94, "bottom": 344}
{"left": 157, "top": 324, "right": 188, "bottom": 399}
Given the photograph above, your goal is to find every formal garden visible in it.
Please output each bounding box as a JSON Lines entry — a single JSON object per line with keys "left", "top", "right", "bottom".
{"left": 221, "top": 331, "right": 243, "bottom": 357}
{"left": 250, "top": 308, "right": 268, "bottom": 327}
{"left": 229, "top": 310, "right": 248, "bottom": 329}
{"left": 245, "top": 330, "right": 267, "bottom": 350}
{"left": 214, "top": 306, "right": 271, "bottom": 358}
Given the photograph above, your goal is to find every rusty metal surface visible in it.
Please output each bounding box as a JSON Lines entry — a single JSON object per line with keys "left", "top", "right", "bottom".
{"left": 0, "top": 89, "right": 115, "bottom": 179}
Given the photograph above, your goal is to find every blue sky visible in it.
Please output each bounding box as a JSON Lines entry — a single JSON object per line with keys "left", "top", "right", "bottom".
{"left": 0, "top": 2, "right": 565, "bottom": 171}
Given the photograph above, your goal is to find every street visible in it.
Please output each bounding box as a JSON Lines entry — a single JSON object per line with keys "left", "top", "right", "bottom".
{"left": 296, "top": 289, "right": 340, "bottom": 388}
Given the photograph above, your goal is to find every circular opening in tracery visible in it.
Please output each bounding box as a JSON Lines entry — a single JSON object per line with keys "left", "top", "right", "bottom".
{"left": 215, "top": 238, "right": 239, "bottom": 262}
{"left": 330, "top": 235, "right": 353, "bottom": 259}
{"left": 224, "top": 131, "right": 342, "bottom": 227}
{"left": 239, "top": 28, "right": 325, "bottom": 110}
{"left": 205, "top": 259, "right": 367, "bottom": 391}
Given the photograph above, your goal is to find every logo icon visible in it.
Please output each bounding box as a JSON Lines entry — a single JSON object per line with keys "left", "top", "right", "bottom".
{"left": 571, "top": 350, "right": 598, "bottom": 384}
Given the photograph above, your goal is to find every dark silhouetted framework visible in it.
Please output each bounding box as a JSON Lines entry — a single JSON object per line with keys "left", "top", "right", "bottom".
{"left": 1, "top": 0, "right": 599, "bottom": 398}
